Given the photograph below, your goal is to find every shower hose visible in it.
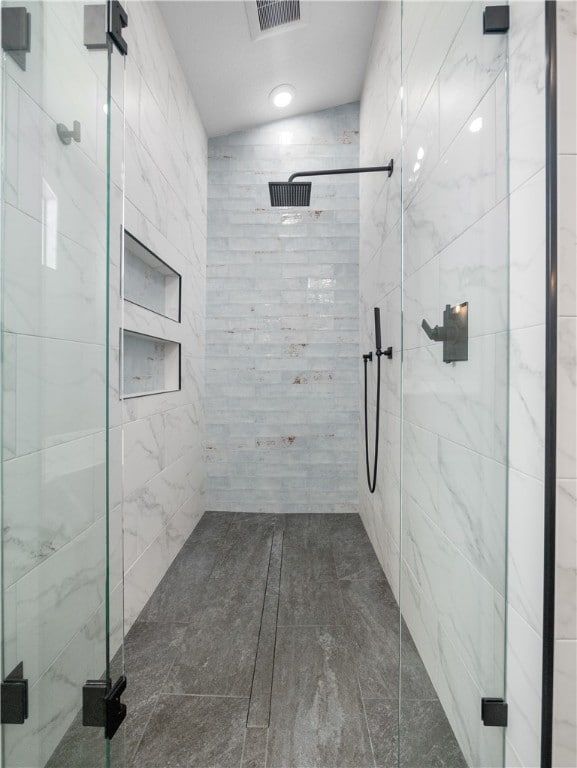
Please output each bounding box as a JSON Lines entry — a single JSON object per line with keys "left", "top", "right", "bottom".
{"left": 363, "top": 351, "right": 381, "bottom": 494}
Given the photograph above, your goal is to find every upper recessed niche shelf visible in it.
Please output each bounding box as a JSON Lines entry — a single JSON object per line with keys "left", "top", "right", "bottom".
{"left": 124, "top": 231, "right": 181, "bottom": 321}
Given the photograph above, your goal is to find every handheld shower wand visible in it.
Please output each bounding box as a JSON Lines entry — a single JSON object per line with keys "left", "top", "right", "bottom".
{"left": 363, "top": 308, "right": 392, "bottom": 493}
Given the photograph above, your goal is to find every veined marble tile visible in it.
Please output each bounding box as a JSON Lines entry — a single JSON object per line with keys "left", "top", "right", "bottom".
{"left": 508, "top": 5, "right": 546, "bottom": 192}
{"left": 439, "top": 199, "right": 508, "bottom": 338}
{"left": 506, "top": 606, "right": 543, "bottom": 768}
{"left": 510, "top": 169, "right": 547, "bottom": 330}
{"left": 403, "top": 254, "right": 440, "bottom": 351}
{"left": 555, "top": 480, "right": 577, "bottom": 640}
{"left": 12, "top": 335, "right": 106, "bottom": 457}
{"left": 508, "top": 470, "right": 545, "bottom": 635}
{"left": 125, "top": 0, "right": 170, "bottom": 116}
{"left": 17, "top": 87, "right": 106, "bottom": 253}
{"left": 403, "top": 333, "right": 504, "bottom": 462}
{"left": 509, "top": 325, "right": 546, "bottom": 479}
{"left": 438, "top": 438, "right": 506, "bottom": 594}
{"left": 439, "top": 2, "right": 506, "bottom": 155}
{"left": 404, "top": 77, "right": 440, "bottom": 205}
{"left": 4, "top": 74, "right": 19, "bottom": 207}
{"left": 403, "top": 495, "right": 504, "bottom": 695}
{"left": 125, "top": 124, "right": 170, "bottom": 236}
{"left": 15, "top": 517, "right": 107, "bottom": 686}
{"left": 558, "top": 155, "right": 577, "bottom": 318}
{"left": 557, "top": 318, "right": 577, "bottom": 480}
{"left": 403, "top": 2, "right": 470, "bottom": 134}
{"left": 5, "top": 602, "right": 107, "bottom": 768}
{"left": 123, "top": 413, "right": 165, "bottom": 495}
{"left": 552, "top": 639, "right": 577, "bottom": 768}
{"left": 557, "top": 2, "right": 577, "bottom": 156}
{"left": 3, "top": 204, "right": 107, "bottom": 344}
{"left": 404, "top": 76, "right": 506, "bottom": 277}
{"left": 3, "top": 433, "right": 103, "bottom": 587}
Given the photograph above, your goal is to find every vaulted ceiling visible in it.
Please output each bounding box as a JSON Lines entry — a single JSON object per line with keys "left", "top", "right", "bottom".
{"left": 160, "top": 1, "right": 380, "bottom": 137}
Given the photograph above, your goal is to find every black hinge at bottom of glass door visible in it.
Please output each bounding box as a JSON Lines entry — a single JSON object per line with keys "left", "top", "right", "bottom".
{"left": 83, "top": 675, "right": 127, "bottom": 739}
{"left": 1, "top": 662, "right": 29, "bottom": 724}
{"left": 481, "top": 697, "right": 508, "bottom": 727}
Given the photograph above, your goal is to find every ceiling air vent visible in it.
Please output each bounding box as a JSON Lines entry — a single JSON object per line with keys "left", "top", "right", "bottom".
{"left": 245, "top": 0, "right": 308, "bottom": 40}
{"left": 256, "top": 0, "right": 300, "bottom": 31}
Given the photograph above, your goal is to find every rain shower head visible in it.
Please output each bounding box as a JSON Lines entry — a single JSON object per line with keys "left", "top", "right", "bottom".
{"left": 268, "top": 161, "right": 394, "bottom": 207}
{"left": 269, "top": 181, "right": 312, "bottom": 207}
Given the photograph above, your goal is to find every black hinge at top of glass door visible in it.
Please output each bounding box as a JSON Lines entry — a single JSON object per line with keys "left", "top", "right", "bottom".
{"left": 108, "top": 0, "right": 128, "bottom": 56}
{"left": 84, "top": 2, "right": 128, "bottom": 56}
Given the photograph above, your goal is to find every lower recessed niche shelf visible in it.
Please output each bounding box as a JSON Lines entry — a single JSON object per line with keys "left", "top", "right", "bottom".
{"left": 122, "top": 330, "right": 181, "bottom": 399}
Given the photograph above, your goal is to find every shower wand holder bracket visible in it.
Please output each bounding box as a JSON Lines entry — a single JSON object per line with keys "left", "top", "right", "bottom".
{"left": 421, "top": 302, "right": 468, "bottom": 363}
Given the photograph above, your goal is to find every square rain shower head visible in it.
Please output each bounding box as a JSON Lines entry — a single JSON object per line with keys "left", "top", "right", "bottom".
{"left": 269, "top": 181, "right": 312, "bottom": 207}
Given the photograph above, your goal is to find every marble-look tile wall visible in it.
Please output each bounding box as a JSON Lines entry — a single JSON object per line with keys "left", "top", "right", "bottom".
{"left": 553, "top": 4, "right": 577, "bottom": 766}
{"left": 360, "top": 3, "right": 548, "bottom": 766}
{"left": 120, "top": 1, "right": 207, "bottom": 629}
{"left": 206, "top": 104, "right": 359, "bottom": 515}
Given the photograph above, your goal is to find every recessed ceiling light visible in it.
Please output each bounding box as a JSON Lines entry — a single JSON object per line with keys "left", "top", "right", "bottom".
{"left": 270, "top": 84, "right": 295, "bottom": 108}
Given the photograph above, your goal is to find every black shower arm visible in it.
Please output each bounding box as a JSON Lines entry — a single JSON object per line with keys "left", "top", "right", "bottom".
{"left": 288, "top": 160, "right": 393, "bottom": 182}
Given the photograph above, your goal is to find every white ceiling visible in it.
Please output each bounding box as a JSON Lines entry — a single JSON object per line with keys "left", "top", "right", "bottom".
{"left": 159, "top": 1, "right": 380, "bottom": 137}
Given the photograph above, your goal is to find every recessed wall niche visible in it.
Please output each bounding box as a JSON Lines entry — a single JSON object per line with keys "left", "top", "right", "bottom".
{"left": 122, "top": 331, "right": 181, "bottom": 398}
{"left": 124, "top": 231, "right": 181, "bottom": 321}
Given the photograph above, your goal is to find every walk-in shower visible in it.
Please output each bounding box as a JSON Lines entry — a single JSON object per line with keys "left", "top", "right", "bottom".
{"left": 0, "top": 0, "right": 565, "bottom": 767}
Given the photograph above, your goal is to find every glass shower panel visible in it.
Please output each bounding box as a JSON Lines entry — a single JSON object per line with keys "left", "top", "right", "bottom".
{"left": 399, "top": 2, "right": 509, "bottom": 766}
{"left": 0, "top": 2, "right": 125, "bottom": 766}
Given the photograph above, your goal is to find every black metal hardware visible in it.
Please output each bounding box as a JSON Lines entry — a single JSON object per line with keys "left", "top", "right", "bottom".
{"left": 541, "top": 4, "right": 558, "bottom": 766}
{"left": 108, "top": 0, "right": 128, "bottom": 56}
{"left": 421, "top": 302, "right": 468, "bottom": 363}
{"left": 83, "top": 675, "right": 127, "bottom": 739}
{"left": 483, "top": 5, "right": 510, "bottom": 34}
{"left": 362, "top": 352, "right": 373, "bottom": 362}
{"left": 1, "top": 662, "right": 28, "bottom": 725}
{"left": 1, "top": 7, "right": 31, "bottom": 71}
{"left": 289, "top": 160, "right": 394, "bottom": 183}
{"left": 84, "top": 4, "right": 107, "bottom": 50}
{"left": 482, "top": 697, "right": 508, "bottom": 727}
{"left": 379, "top": 346, "right": 393, "bottom": 359}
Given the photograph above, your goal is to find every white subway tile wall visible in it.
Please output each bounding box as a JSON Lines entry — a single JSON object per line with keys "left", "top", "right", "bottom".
{"left": 206, "top": 103, "right": 360, "bottom": 515}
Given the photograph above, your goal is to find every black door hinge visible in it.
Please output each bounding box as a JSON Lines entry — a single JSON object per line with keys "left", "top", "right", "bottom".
{"left": 483, "top": 5, "right": 510, "bottom": 34}
{"left": 1, "top": 662, "right": 28, "bottom": 725}
{"left": 108, "top": 1, "right": 128, "bottom": 56}
{"left": 482, "top": 697, "right": 508, "bottom": 727}
{"left": 1, "top": 7, "right": 31, "bottom": 71}
{"left": 83, "top": 675, "right": 127, "bottom": 740}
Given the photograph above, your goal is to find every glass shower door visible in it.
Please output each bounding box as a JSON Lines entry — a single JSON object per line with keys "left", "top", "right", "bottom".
{"left": 399, "top": 2, "right": 509, "bottom": 766}
{"left": 0, "top": 2, "right": 125, "bottom": 766}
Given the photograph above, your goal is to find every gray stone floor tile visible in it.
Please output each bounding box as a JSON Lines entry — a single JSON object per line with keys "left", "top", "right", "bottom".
{"left": 365, "top": 699, "right": 468, "bottom": 768}
{"left": 242, "top": 727, "right": 268, "bottom": 768}
{"left": 164, "top": 577, "right": 267, "bottom": 696}
{"left": 267, "top": 625, "right": 374, "bottom": 768}
{"left": 278, "top": 574, "right": 346, "bottom": 626}
{"left": 132, "top": 695, "right": 248, "bottom": 768}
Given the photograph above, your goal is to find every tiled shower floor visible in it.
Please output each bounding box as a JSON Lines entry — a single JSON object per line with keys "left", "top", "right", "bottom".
{"left": 49, "top": 512, "right": 466, "bottom": 768}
